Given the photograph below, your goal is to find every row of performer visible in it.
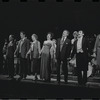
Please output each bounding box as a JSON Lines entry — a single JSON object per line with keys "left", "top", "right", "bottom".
{"left": 2, "top": 30, "right": 100, "bottom": 86}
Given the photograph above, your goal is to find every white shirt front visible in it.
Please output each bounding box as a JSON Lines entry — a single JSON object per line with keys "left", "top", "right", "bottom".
{"left": 77, "top": 36, "right": 83, "bottom": 53}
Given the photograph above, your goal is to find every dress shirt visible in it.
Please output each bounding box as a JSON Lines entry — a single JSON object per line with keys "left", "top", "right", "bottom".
{"left": 77, "top": 36, "right": 83, "bottom": 53}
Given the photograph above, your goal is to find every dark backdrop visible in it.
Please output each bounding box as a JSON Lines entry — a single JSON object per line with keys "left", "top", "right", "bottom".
{"left": 0, "top": 0, "right": 100, "bottom": 65}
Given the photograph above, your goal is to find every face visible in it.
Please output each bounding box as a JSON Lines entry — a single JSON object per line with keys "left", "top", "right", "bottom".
{"left": 78, "top": 31, "right": 83, "bottom": 38}
{"left": 9, "top": 35, "right": 13, "bottom": 41}
{"left": 31, "top": 35, "right": 36, "bottom": 41}
{"left": 62, "top": 30, "right": 69, "bottom": 38}
{"left": 20, "top": 32, "right": 25, "bottom": 39}
{"left": 73, "top": 31, "right": 78, "bottom": 38}
{"left": 47, "top": 34, "right": 51, "bottom": 40}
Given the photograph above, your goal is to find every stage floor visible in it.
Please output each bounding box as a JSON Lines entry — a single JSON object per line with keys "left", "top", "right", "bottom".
{"left": 0, "top": 74, "right": 100, "bottom": 98}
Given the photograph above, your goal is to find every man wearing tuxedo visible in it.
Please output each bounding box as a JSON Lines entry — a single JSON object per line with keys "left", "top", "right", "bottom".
{"left": 6, "top": 35, "right": 16, "bottom": 78}
{"left": 56, "top": 30, "right": 71, "bottom": 83}
{"left": 15, "top": 31, "right": 30, "bottom": 79}
{"left": 71, "top": 30, "right": 89, "bottom": 86}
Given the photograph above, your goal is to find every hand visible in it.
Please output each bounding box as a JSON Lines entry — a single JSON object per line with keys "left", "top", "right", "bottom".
{"left": 91, "top": 53, "right": 96, "bottom": 58}
{"left": 3, "top": 55, "right": 6, "bottom": 60}
{"left": 26, "top": 54, "right": 28, "bottom": 58}
{"left": 14, "top": 55, "right": 16, "bottom": 58}
{"left": 67, "top": 58, "right": 71, "bottom": 61}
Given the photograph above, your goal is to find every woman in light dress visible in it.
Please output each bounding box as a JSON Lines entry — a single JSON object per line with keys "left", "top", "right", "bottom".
{"left": 69, "top": 31, "right": 78, "bottom": 75}
{"left": 40, "top": 32, "right": 54, "bottom": 82}
{"left": 26, "top": 34, "right": 41, "bottom": 81}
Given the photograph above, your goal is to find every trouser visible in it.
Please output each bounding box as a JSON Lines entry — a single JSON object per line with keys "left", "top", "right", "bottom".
{"left": 7, "top": 58, "right": 14, "bottom": 78}
{"left": 76, "top": 53, "right": 88, "bottom": 85}
{"left": 57, "top": 59, "right": 68, "bottom": 82}
{"left": 77, "top": 70, "right": 87, "bottom": 85}
{"left": 20, "top": 57, "right": 28, "bottom": 78}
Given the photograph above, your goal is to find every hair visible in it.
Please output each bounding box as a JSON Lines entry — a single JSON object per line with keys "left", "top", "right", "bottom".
{"left": 32, "top": 34, "right": 38, "bottom": 40}
{"left": 9, "top": 34, "right": 14, "bottom": 39}
{"left": 20, "top": 31, "right": 26, "bottom": 35}
{"left": 63, "top": 30, "right": 70, "bottom": 35}
{"left": 73, "top": 31, "right": 78, "bottom": 36}
{"left": 47, "top": 32, "right": 54, "bottom": 39}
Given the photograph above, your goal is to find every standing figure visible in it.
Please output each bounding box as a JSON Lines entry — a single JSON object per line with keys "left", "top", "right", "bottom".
{"left": 56, "top": 30, "right": 71, "bottom": 84}
{"left": 71, "top": 30, "right": 89, "bottom": 86}
{"left": 40, "top": 32, "right": 53, "bottom": 82}
{"left": 3, "top": 39, "right": 8, "bottom": 74}
{"left": 14, "top": 31, "right": 30, "bottom": 80}
{"left": 6, "top": 35, "right": 16, "bottom": 78}
{"left": 93, "top": 34, "right": 100, "bottom": 74}
{"left": 70, "top": 31, "right": 78, "bottom": 75}
{"left": 26, "top": 34, "right": 41, "bottom": 81}
{"left": 50, "top": 39, "right": 57, "bottom": 74}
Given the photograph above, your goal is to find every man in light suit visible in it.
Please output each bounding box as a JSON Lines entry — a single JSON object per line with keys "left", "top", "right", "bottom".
{"left": 56, "top": 30, "right": 71, "bottom": 84}
{"left": 15, "top": 31, "right": 30, "bottom": 80}
{"left": 71, "top": 30, "right": 89, "bottom": 86}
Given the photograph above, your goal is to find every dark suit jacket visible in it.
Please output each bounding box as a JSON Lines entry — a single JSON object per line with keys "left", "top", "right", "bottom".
{"left": 56, "top": 38, "right": 71, "bottom": 61}
{"left": 71, "top": 37, "right": 90, "bottom": 70}
{"left": 15, "top": 38, "right": 30, "bottom": 58}
{"left": 6, "top": 41, "right": 16, "bottom": 59}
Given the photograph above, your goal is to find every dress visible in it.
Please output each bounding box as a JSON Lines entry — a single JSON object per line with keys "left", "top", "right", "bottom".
{"left": 94, "top": 34, "right": 100, "bottom": 69}
{"left": 40, "top": 42, "right": 52, "bottom": 80}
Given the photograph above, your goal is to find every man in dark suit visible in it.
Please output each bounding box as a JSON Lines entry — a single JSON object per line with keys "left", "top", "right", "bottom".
{"left": 15, "top": 31, "right": 30, "bottom": 80}
{"left": 5, "top": 35, "right": 16, "bottom": 78}
{"left": 71, "top": 30, "right": 89, "bottom": 86}
{"left": 56, "top": 30, "right": 71, "bottom": 83}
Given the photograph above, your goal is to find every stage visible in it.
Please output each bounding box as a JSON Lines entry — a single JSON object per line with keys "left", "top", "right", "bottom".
{"left": 0, "top": 74, "right": 100, "bottom": 99}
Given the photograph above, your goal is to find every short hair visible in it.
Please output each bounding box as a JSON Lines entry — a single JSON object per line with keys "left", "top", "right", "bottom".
{"left": 20, "top": 31, "right": 25, "bottom": 35}
{"left": 73, "top": 31, "right": 78, "bottom": 36}
{"left": 9, "top": 34, "right": 14, "bottom": 39}
{"left": 63, "top": 30, "right": 70, "bottom": 35}
{"left": 47, "top": 32, "right": 54, "bottom": 38}
{"left": 32, "top": 34, "right": 38, "bottom": 40}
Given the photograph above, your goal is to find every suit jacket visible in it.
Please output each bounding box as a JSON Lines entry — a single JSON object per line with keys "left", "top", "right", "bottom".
{"left": 56, "top": 38, "right": 71, "bottom": 61}
{"left": 71, "top": 37, "right": 89, "bottom": 58}
{"left": 71, "top": 37, "right": 90, "bottom": 70}
{"left": 15, "top": 38, "right": 30, "bottom": 58}
{"left": 6, "top": 41, "right": 16, "bottom": 59}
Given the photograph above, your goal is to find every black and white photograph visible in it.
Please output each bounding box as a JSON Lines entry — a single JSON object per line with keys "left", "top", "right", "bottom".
{"left": 0, "top": 0, "right": 100, "bottom": 99}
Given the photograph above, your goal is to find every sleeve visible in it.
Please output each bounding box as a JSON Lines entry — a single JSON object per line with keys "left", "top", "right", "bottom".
{"left": 26, "top": 39, "right": 30, "bottom": 53}
{"left": 38, "top": 41, "right": 41, "bottom": 54}
{"left": 93, "top": 35, "right": 98, "bottom": 54}
{"left": 67, "top": 40, "right": 71, "bottom": 58}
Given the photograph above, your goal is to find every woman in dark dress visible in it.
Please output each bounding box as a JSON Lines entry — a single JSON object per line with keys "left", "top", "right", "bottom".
{"left": 6, "top": 35, "right": 16, "bottom": 78}
{"left": 40, "top": 32, "right": 53, "bottom": 82}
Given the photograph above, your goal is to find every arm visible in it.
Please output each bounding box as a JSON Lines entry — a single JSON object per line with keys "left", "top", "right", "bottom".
{"left": 38, "top": 41, "right": 41, "bottom": 54}
{"left": 40, "top": 41, "right": 45, "bottom": 54}
{"left": 93, "top": 35, "right": 98, "bottom": 55}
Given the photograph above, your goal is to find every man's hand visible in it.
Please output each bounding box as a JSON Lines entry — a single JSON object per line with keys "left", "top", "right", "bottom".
{"left": 3, "top": 55, "right": 6, "bottom": 60}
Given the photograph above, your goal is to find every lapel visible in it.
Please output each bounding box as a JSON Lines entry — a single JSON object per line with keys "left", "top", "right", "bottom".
{"left": 75, "top": 37, "right": 85, "bottom": 50}
{"left": 82, "top": 37, "right": 85, "bottom": 49}
{"left": 21, "top": 38, "right": 26, "bottom": 47}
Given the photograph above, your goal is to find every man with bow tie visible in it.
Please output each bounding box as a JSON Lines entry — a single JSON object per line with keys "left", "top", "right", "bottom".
{"left": 71, "top": 30, "right": 89, "bottom": 86}
{"left": 14, "top": 31, "right": 30, "bottom": 80}
{"left": 56, "top": 30, "right": 71, "bottom": 84}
